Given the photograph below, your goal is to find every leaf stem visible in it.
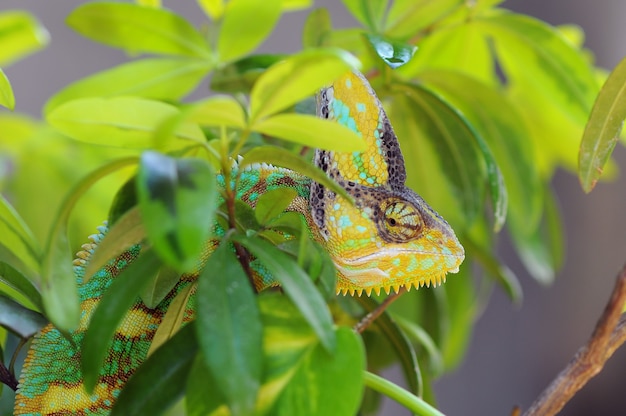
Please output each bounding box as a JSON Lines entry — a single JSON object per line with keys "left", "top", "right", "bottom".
{"left": 363, "top": 371, "right": 445, "bottom": 416}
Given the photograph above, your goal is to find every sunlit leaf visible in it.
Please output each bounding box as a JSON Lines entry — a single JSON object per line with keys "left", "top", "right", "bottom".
{"left": 579, "top": 55, "right": 626, "bottom": 192}
{"left": 197, "top": 0, "right": 224, "bottom": 19}
{"left": 111, "top": 322, "right": 198, "bottom": 416}
{"left": 47, "top": 97, "right": 205, "bottom": 148}
{"left": 341, "top": 0, "right": 388, "bottom": 32}
{"left": 82, "top": 249, "right": 162, "bottom": 392}
{"left": 188, "top": 95, "right": 247, "bottom": 129}
{"left": 271, "top": 327, "right": 365, "bottom": 416}
{"left": 364, "top": 34, "right": 417, "bottom": 69}
{"left": 67, "top": 3, "right": 211, "bottom": 58}
{"left": 0, "top": 294, "right": 46, "bottom": 338}
{"left": 234, "top": 235, "right": 335, "bottom": 351}
{"left": 0, "top": 69, "right": 15, "bottom": 110}
{"left": 45, "top": 58, "right": 212, "bottom": 114}
{"left": 252, "top": 113, "right": 366, "bottom": 151}
{"left": 282, "top": 0, "right": 312, "bottom": 11}
{"left": 0, "top": 11, "right": 49, "bottom": 67}
{"left": 217, "top": 0, "right": 282, "bottom": 63}
{"left": 385, "top": 0, "right": 463, "bottom": 38}
{"left": 136, "top": 0, "right": 161, "bottom": 6}
{"left": 302, "top": 8, "right": 332, "bottom": 48}
{"left": 137, "top": 152, "right": 218, "bottom": 272}
{"left": 249, "top": 48, "right": 360, "bottom": 122}
{"left": 196, "top": 241, "right": 262, "bottom": 415}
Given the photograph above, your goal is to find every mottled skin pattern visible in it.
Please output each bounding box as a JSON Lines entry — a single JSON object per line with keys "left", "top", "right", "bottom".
{"left": 14, "top": 71, "right": 464, "bottom": 414}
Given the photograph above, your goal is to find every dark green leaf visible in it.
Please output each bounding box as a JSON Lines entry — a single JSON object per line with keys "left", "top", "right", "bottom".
{"left": 185, "top": 354, "right": 224, "bottom": 416}
{"left": 111, "top": 322, "right": 198, "bottom": 416}
{"left": 364, "top": 34, "right": 417, "bottom": 69}
{"left": 0, "top": 11, "right": 49, "bottom": 67}
{"left": 271, "top": 327, "right": 365, "bottom": 416}
{"left": 210, "top": 54, "right": 284, "bottom": 94}
{"left": 579, "top": 55, "right": 626, "bottom": 192}
{"left": 240, "top": 146, "right": 353, "bottom": 204}
{"left": 139, "top": 265, "right": 181, "bottom": 308}
{"left": 0, "top": 68, "right": 15, "bottom": 110}
{"left": 42, "top": 157, "right": 138, "bottom": 332}
{"left": 252, "top": 113, "right": 366, "bottom": 151}
{"left": 217, "top": 0, "right": 282, "bottom": 63}
{"left": 0, "top": 294, "right": 46, "bottom": 338}
{"left": 45, "top": 58, "right": 212, "bottom": 114}
{"left": 255, "top": 188, "right": 297, "bottom": 225}
{"left": 385, "top": 0, "right": 463, "bottom": 38}
{"left": 0, "top": 193, "right": 40, "bottom": 274}
{"left": 137, "top": 152, "right": 218, "bottom": 272}
{"left": 0, "top": 261, "right": 42, "bottom": 311}
{"left": 249, "top": 48, "right": 360, "bottom": 122}
{"left": 82, "top": 249, "right": 162, "bottom": 392}
{"left": 67, "top": 3, "right": 211, "bottom": 58}
{"left": 302, "top": 8, "right": 332, "bottom": 48}
{"left": 196, "top": 242, "right": 262, "bottom": 416}
{"left": 234, "top": 235, "right": 336, "bottom": 351}
{"left": 356, "top": 295, "right": 421, "bottom": 395}
{"left": 47, "top": 97, "right": 205, "bottom": 148}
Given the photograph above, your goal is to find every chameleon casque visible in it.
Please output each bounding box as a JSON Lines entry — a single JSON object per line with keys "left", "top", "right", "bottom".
{"left": 13, "top": 70, "right": 464, "bottom": 414}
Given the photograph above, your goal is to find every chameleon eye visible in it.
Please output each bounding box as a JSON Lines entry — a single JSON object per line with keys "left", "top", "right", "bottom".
{"left": 377, "top": 198, "right": 423, "bottom": 242}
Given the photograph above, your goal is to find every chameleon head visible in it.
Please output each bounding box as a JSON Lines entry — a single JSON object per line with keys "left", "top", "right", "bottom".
{"left": 312, "top": 70, "right": 464, "bottom": 296}
{"left": 315, "top": 180, "right": 464, "bottom": 296}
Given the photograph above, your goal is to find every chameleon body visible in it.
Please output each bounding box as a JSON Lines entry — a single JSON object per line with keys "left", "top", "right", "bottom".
{"left": 14, "top": 71, "right": 464, "bottom": 414}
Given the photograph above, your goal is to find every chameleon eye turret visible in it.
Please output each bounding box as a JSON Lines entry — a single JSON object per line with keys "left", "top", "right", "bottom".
{"left": 377, "top": 197, "right": 423, "bottom": 243}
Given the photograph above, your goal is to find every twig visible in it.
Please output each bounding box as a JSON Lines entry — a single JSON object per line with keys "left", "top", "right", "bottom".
{"left": 523, "top": 263, "right": 626, "bottom": 416}
{"left": 354, "top": 288, "right": 406, "bottom": 333}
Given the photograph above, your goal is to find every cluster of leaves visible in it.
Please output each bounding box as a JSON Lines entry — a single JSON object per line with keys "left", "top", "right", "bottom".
{"left": 0, "top": 0, "right": 610, "bottom": 415}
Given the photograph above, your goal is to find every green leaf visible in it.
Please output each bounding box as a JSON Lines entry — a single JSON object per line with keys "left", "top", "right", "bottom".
{"left": 240, "top": 146, "right": 353, "bottom": 204}
{"left": 341, "top": 0, "right": 388, "bottom": 32}
{"left": 136, "top": 0, "right": 161, "bottom": 6}
{"left": 0, "top": 11, "right": 49, "bottom": 67}
{"left": 148, "top": 282, "right": 194, "bottom": 355}
{"left": 197, "top": 0, "right": 225, "bottom": 19}
{"left": 234, "top": 235, "right": 336, "bottom": 352}
{"left": 188, "top": 95, "right": 247, "bottom": 129}
{"left": 186, "top": 354, "right": 225, "bottom": 415}
{"left": 210, "top": 54, "right": 284, "bottom": 94}
{"left": 0, "top": 261, "right": 42, "bottom": 311}
{"left": 282, "top": 0, "right": 312, "bottom": 11}
{"left": 255, "top": 188, "right": 297, "bottom": 225}
{"left": 249, "top": 48, "right": 360, "bottom": 122}
{"left": 47, "top": 97, "right": 204, "bottom": 148}
{"left": 393, "top": 315, "right": 444, "bottom": 376}
{"left": 82, "top": 249, "right": 162, "bottom": 392}
{"left": 0, "top": 293, "right": 47, "bottom": 338}
{"left": 137, "top": 152, "right": 218, "bottom": 272}
{"left": 217, "top": 0, "right": 282, "bottom": 63}
{"left": 67, "top": 3, "right": 211, "bottom": 58}
{"left": 196, "top": 241, "right": 262, "bottom": 416}
{"left": 385, "top": 0, "right": 463, "bottom": 38}
{"left": 42, "top": 157, "right": 138, "bottom": 332}
{"left": 364, "top": 34, "right": 417, "bottom": 69}
{"left": 579, "top": 55, "right": 626, "bottom": 192}
{"left": 271, "top": 327, "right": 365, "bottom": 416}
{"left": 0, "top": 193, "right": 40, "bottom": 274}
{"left": 302, "top": 8, "right": 332, "bottom": 48}
{"left": 252, "top": 113, "right": 367, "bottom": 151}
{"left": 111, "top": 322, "right": 198, "bottom": 416}
{"left": 390, "top": 83, "right": 484, "bottom": 225}
{"left": 139, "top": 265, "right": 181, "bottom": 309}
{"left": 356, "top": 295, "right": 421, "bottom": 395}
{"left": 83, "top": 206, "right": 145, "bottom": 283}
{"left": 45, "top": 58, "right": 212, "bottom": 114}
{"left": 0, "top": 68, "right": 15, "bottom": 110}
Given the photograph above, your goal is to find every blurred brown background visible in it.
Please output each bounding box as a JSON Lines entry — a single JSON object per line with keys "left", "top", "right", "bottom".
{"left": 3, "top": 1, "right": 626, "bottom": 415}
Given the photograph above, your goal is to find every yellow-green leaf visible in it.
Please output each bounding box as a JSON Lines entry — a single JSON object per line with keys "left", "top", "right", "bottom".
{"left": 0, "top": 68, "right": 15, "bottom": 110}
{"left": 188, "top": 95, "right": 247, "bottom": 129}
{"left": 0, "top": 11, "right": 49, "bottom": 67}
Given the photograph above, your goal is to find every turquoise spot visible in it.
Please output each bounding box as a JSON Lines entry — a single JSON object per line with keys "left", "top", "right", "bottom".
{"left": 359, "top": 172, "right": 367, "bottom": 179}
{"left": 346, "top": 78, "right": 352, "bottom": 88}
{"left": 356, "top": 103, "right": 366, "bottom": 112}
{"left": 333, "top": 203, "right": 340, "bottom": 211}
{"left": 392, "top": 258, "right": 401, "bottom": 267}
{"left": 366, "top": 177, "right": 374, "bottom": 184}
{"left": 356, "top": 225, "right": 367, "bottom": 233}
{"left": 338, "top": 215, "right": 352, "bottom": 227}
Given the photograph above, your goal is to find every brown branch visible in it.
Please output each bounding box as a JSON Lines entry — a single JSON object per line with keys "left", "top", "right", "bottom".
{"left": 523, "top": 263, "right": 626, "bottom": 416}
{"left": 354, "top": 287, "right": 406, "bottom": 333}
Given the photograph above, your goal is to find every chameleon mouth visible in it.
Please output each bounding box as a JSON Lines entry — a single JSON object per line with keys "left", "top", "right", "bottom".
{"left": 339, "top": 247, "right": 464, "bottom": 273}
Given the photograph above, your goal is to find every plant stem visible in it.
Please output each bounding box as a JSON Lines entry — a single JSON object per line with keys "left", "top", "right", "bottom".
{"left": 523, "top": 263, "right": 626, "bottom": 416}
{"left": 354, "top": 288, "right": 405, "bottom": 333}
{"left": 363, "top": 371, "right": 445, "bottom": 416}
